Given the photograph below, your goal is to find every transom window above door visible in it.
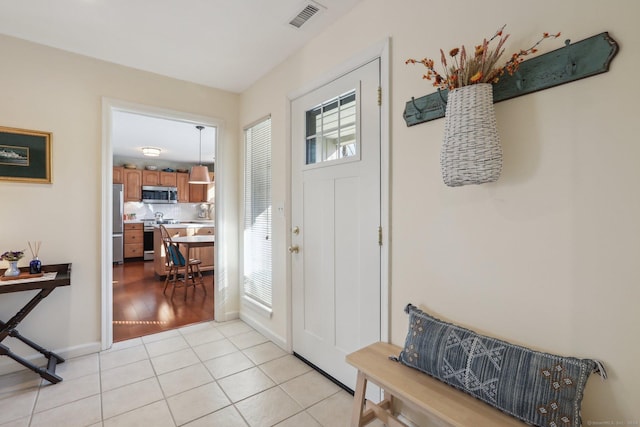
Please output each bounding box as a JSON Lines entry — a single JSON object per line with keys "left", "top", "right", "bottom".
{"left": 305, "top": 89, "right": 358, "bottom": 165}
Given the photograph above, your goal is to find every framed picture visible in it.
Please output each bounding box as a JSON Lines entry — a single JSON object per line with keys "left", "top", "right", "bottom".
{"left": 0, "top": 126, "right": 52, "bottom": 183}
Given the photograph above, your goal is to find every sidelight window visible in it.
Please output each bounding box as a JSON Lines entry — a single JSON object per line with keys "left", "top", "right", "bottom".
{"left": 243, "top": 116, "right": 272, "bottom": 310}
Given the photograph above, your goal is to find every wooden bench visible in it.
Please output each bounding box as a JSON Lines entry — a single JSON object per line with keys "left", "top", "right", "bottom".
{"left": 347, "top": 342, "right": 528, "bottom": 427}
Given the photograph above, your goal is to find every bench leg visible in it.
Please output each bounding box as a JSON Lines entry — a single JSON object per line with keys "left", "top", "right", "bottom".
{"left": 384, "top": 389, "right": 394, "bottom": 415}
{"left": 364, "top": 397, "right": 406, "bottom": 427}
{"left": 351, "top": 370, "right": 368, "bottom": 427}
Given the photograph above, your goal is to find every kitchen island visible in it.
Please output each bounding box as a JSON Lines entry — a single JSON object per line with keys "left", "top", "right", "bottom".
{"left": 153, "top": 223, "right": 215, "bottom": 277}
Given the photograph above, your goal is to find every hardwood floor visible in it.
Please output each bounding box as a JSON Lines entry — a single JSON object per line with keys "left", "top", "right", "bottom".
{"left": 112, "top": 260, "right": 214, "bottom": 342}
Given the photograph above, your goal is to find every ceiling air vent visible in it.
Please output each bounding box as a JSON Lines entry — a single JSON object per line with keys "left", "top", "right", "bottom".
{"left": 289, "top": 3, "right": 321, "bottom": 28}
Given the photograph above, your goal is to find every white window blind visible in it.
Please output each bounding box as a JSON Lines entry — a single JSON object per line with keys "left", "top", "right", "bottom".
{"left": 243, "top": 116, "right": 272, "bottom": 309}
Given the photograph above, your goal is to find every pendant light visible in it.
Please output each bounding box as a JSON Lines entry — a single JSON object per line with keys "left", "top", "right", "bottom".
{"left": 189, "top": 125, "right": 211, "bottom": 184}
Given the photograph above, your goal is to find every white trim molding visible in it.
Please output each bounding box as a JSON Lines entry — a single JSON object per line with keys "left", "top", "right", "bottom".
{"left": 286, "top": 37, "right": 392, "bottom": 349}
{"left": 100, "top": 98, "right": 226, "bottom": 350}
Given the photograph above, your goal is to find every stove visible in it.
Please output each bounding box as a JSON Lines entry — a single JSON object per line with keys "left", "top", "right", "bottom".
{"left": 142, "top": 218, "right": 179, "bottom": 229}
{"left": 142, "top": 219, "right": 180, "bottom": 261}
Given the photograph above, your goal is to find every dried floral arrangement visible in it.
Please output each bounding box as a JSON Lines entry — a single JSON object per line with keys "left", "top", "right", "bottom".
{"left": 406, "top": 25, "right": 561, "bottom": 90}
{"left": 1, "top": 250, "right": 25, "bottom": 261}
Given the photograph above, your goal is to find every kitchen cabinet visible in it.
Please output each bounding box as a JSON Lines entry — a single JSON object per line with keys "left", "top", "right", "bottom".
{"left": 160, "top": 171, "right": 177, "bottom": 187}
{"left": 154, "top": 225, "right": 215, "bottom": 276}
{"left": 142, "top": 170, "right": 160, "bottom": 186}
{"left": 124, "top": 223, "right": 143, "bottom": 259}
{"left": 123, "top": 169, "right": 142, "bottom": 202}
{"left": 189, "top": 172, "right": 215, "bottom": 203}
{"left": 143, "top": 170, "right": 177, "bottom": 187}
{"left": 189, "top": 184, "right": 207, "bottom": 203}
{"left": 176, "top": 172, "right": 190, "bottom": 202}
{"left": 113, "top": 166, "right": 124, "bottom": 184}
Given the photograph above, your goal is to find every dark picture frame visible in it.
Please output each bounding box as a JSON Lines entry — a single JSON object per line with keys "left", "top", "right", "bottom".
{"left": 0, "top": 126, "right": 52, "bottom": 183}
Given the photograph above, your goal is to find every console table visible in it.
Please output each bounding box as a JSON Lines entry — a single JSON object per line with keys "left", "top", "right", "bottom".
{"left": 0, "top": 263, "right": 71, "bottom": 383}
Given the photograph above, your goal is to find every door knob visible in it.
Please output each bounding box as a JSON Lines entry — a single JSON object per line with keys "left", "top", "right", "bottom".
{"left": 288, "top": 245, "right": 299, "bottom": 254}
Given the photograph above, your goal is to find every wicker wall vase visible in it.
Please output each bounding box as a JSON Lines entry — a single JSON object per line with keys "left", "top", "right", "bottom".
{"left": 441, "top": 83, "right": 502, "bottom": 187}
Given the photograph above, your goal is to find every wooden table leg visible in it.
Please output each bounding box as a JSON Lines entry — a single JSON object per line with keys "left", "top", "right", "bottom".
{"left": 351, "top": 370, "right": 368, "bottom": 427}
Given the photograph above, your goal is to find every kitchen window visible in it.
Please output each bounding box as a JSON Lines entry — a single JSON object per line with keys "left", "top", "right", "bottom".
{"left": 243, "top": 116, "right": 272, "bottom": 312}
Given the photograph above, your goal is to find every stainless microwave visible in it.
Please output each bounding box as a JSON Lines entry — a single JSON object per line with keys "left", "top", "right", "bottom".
{"left": 141, "top": 186, "right": 178, "bottom": 204}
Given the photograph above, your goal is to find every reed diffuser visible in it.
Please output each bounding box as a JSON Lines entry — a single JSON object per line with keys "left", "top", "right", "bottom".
{"left": 28, "top": 241, "right": 42, "bottom": 274}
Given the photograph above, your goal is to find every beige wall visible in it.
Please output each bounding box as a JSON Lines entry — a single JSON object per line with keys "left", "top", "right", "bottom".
{"left": 0, "top": 34, "right": 240, "bottom": 364}
{"left": 1, "top": 0, "right": 638, "bottom": 420}
{"left": 240, "top": 0, "right": 640, "bottom": 421}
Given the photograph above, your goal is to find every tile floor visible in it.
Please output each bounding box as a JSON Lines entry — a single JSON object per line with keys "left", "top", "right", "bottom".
{"left": 0, "top": 320, "right": 384, "bottom": 427}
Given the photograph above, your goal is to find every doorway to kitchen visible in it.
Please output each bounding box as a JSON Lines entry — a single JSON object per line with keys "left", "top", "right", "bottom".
{"left": 111, "top": 111, "right": 216, "bottom": 342}
{"left": 101, "top": 98, "right": 227, "bottom": 349}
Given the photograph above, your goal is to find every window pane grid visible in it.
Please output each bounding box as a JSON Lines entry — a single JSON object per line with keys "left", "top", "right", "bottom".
{"left": 305, "top": 90, "right": 357, "bottom": 165}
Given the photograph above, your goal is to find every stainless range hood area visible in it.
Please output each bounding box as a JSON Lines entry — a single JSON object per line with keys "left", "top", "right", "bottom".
{"left": 141, "top": 186, "right": 178, "bottom": 204}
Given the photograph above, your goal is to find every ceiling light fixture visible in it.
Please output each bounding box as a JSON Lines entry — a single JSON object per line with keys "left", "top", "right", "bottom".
{"left": 142, "top": 147, "right": 161, "bottom": 157}
{"left": 189, "top": 125, "right": 211, "bottom": 184}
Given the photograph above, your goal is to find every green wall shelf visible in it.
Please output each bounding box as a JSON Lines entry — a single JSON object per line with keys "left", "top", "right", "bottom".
{"left": 403, "top": 32, "right": 619, "bottom": 127}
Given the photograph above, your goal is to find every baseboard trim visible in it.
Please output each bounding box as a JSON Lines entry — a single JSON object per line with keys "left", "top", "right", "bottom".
{"left": 239, "top": 313, "right": 287, "bottom": 350}
{"left": 0, "top": 341, "right": 101, "bottom": 376}
{"left": 223, "top": 311, "right": 239, "bottom": 322}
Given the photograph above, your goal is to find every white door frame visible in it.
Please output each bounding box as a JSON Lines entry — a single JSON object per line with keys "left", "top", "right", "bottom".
{"left": 286, "top": 38, "right": 391, "bottom": 350}
{"left": 100, "top": 98, "right": 227, "bottom": 350}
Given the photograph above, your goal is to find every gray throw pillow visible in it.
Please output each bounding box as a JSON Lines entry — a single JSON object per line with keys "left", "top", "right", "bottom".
{"left": 398, "top": 304, "right": 604, "bottom": 427}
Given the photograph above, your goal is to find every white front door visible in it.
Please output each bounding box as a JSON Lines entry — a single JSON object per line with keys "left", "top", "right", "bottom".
{"left": 291, "top": 58, "right": 381, "bottom": 392}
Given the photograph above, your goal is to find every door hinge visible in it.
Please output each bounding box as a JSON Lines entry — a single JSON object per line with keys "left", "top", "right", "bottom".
{"left": 378, "top": 226, "right": 382, "bottom": 246}
{"left": 377, "top": 86, "right": 382, "bottom": 106}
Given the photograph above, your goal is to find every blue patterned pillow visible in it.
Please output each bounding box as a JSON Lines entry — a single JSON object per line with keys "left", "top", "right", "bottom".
{"left": 399, "top": 304, "right": 604, "bottom": 427}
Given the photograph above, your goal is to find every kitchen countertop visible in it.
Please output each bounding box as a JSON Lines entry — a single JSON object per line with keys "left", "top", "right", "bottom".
{"left": 153, "top": 222, "right": 214, "bottom": 229}
{"left": 124, "top": 220, "right": 214, "bottom": 227}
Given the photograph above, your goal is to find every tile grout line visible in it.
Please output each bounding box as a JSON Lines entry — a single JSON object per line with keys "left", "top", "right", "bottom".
{"left": 101, "top": 337, "right": 161, "bottom": 424}
{"left": 174, "top": 323, "right": 293, "bottom": 426}
{"left": 153, "top": 321, "right": 245, "bottom": 426}
{"left": 145, "top": 340, "right": 179, "bottom": 427}
{"left": 29, "top": 370, "right": 103, "bottom": 423}
{"left": 98, "top": 352, "right": 104, "bottom": 425}
{"left": 307, "top": 389, "right": 345, "bottom": 426}
{"left": 1, "top": 321, "right": 352, "bottom": 427}
{"left": 193, "top": 325, "right": 254, "bottom": 425}
{"left": 26, "top": 378, "right": 40, "bottom": 427}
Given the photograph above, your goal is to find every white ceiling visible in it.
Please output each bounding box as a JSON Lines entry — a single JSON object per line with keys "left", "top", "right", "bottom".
{"left": 0, "top": 0, "right": 362, "bottom": 93}
{"left": 0, "top": 0, "right": 362, "bottom": 164}
{"left": 111, "top": 111, "right": 216, "bottom": 164}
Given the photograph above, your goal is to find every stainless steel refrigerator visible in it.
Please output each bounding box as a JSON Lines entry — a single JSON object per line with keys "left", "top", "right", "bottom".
{"left": 113, "top": 184, "right": 124, "bottom": 264}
